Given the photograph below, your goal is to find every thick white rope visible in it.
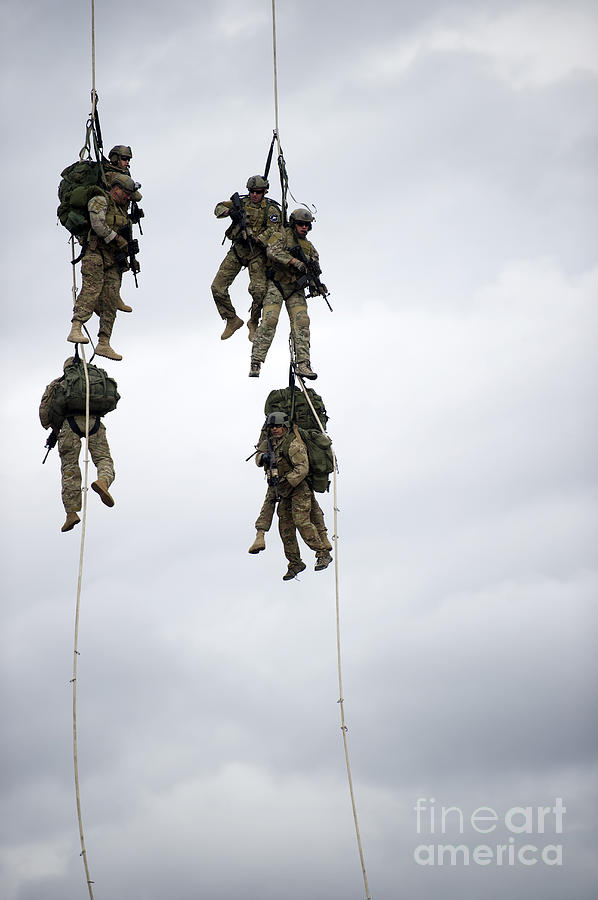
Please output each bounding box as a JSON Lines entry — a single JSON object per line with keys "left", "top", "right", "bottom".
{"left": 271, "top": 0, "right": 281, "bottom": 161}
{"left": 70, "top": 2, "right": 97, "bottom": 882}
{"left": 294, "top": 377, "right": 372, "bottom": 899}
{"left": 72, "top": 341, "right": 95, "bottom": 900}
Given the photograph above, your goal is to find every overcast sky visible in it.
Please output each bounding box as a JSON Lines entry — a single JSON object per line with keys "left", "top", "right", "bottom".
{"left": 1, "top": 1, "right": 597, "bottom": 898}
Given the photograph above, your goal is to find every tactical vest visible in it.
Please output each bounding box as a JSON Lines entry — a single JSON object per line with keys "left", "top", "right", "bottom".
{"left": 272, "top": 431, "right": 296, "bottom": 478}
{"left": 226, "top": 196, "right": 282, "bottom": 244}
{"left": 269, "top": 228, "right": 316, "bottom": 287}
{"left": 102, "top": 193, "right": 130, "bottom": 232}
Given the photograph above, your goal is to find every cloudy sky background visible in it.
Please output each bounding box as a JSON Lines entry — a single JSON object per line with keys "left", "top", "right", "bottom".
{"left": 1, "top": 0, "right": 597, "bottom": 897}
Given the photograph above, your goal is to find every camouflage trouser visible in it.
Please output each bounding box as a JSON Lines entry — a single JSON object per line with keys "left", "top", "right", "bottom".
{"left": 251, "top": 282, "right": 310, "bottom": 364}
{"left": 58, "top": 416, "right": 115, "bottom": 513}
{"left": 211, "top": 245, "right": 268, "bottom": 322}
{"left": 72, "top": 242, "right": 122, "bottom": 339}
{"left": 276, "top": 481, "right": 327, "bottom": 564}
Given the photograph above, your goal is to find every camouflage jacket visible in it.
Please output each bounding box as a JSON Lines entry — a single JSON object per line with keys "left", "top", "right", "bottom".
{"left": 215, "top": 195, "right": 282, "bottom": 248}
{"left": 266, "top": 227, "right": 320, "bottom": 290}
{"left": 256, "top": 427, "right": 309, "bottom": 494}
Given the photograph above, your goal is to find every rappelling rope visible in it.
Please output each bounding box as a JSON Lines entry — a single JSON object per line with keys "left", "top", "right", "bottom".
{"left": 71, "top": 341, "right": 95, "bottom": 900}
{"left": 69, "top": 6, "right": 97, "bottom": 897}
{"left": 293, "top": 374, "right": 372, "bottom": 900}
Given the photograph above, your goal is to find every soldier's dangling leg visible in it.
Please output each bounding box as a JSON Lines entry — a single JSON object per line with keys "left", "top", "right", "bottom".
{"left": 96, "top": 257, "right": 121, "bottom": 341}
{"left": 72, "top": 242, "right": 104, "bottom": 326}
{"left": 74, "top": 417, "right": 115, "bottom": 490}
{"left": 311, "top": 496, "right": 333, "bottom": 551}
{"left": 211, "top": 247, "right": 245, "bottom": 320}
{"left": 252, "top": 283, "right": 283, "bottom": 363}
{"left": 287, "top": 291, "right": 311, "bottom": 364}
{"left": 277, "top": 496, "right": 302, "bottom": 563}
{"left": 247, "top": 252, "right": 268, "bottom": 338}
{"left": 58, "top": 422, "right": 83, "bottom": 513}
{"left": 255, "top": 486, "right": 277, "bottom": 533}
{"left": 290, "top": 481, "right": 324, "bottom": 550}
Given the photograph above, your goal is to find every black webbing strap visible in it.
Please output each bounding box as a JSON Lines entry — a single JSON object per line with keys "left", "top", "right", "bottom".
{"left": 67, "top": 415, "right": 101, "bottom": 438}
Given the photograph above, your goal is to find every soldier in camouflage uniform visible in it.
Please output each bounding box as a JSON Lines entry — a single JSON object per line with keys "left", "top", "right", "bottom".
{"left": 211, "top": 175, "right": 282, "bottom": 341}
{"left": 250, "top": 208, "right": 322, "bottom": 381}
{"left": 67, "top": 173, "right": 141, "bottom": 361}
{"left": 250, "top": 411, "right": 332, "bottom": 580}
{"left": 39, "top": 361, "right": 116, "bottom": 533}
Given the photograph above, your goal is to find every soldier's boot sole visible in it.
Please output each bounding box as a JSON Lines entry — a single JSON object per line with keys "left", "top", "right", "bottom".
{"left": 282, "top": 560, "right": 307, "bottom": 581}
{"left": 92, "top": 479, "right": 115, "bottom": 507}
{"left": 67, "top": 322, "right": 89, "bottom": 344}
{"left": 248, "top": 531, "right": 266, "bottom": 554}
{"left": 221, "top": 316, "right": 244, "bottom": 340}
{"left": 249, "top": 360, "right": 261, "bottom": 378}
{"left": 61, "top": 512, "right": 81, "bottom": 532}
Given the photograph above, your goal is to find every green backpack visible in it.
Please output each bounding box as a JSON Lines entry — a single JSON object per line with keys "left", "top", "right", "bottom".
{"left": 264, "top": 387, "right": 335, "bottom": 492}
{"left": 57, "top": 160, "right": 106, "bottom": 240}
{"left": 48, "top": 361, "right": 120, "bottom": 431}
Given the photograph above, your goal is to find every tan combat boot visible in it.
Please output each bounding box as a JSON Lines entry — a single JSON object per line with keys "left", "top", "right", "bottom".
{"left": 249, "top": 359, "right": 261, "bottom": 378}
{"left": 247, "top": 320, "right": 258, "bottom": 342}
{"left": 95, "top": 335, "right": 123, "bottom": 361}
{"left": 61, "top": 511, "right": 81, "bottom": 532}
{"left": 282, "top": 560, "right": 307, "bottom": 581}
{"left": 221, "top": 315, "right": 244, "bottom": 340}
{"left": 315, "top": 552, "right": 332, "bottom": 571}
{"left": 67, "top": 321, "right": 89, "bottom": 344}
{"left": 296, "top": 360, "right": 317, "bottom": 380}
{"left": 248, "top": 530, "right": 266, "bottom": 554}
{"left": 92, "top": 478, "right": 115, "bottom": 507}
{"left": 116, "top": 298, "right": 133, "bottom": 312}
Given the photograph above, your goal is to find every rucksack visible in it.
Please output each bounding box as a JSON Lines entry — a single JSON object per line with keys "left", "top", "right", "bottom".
{"left": 48, "top": 361, "right": 120, "bottom": 431}
{"left": 57, "top": 160, "right": 106, "bottom": 240}
{"left": 264, "top": 387, "right": 335, "bottom": 492}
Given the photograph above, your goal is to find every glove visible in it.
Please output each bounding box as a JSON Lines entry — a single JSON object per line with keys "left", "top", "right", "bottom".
{"left": 114, "top": 234, "right": 128, "bottom": 251}
{"left": 319, "top": 282, "right": 328, "bottom": 294}
{"left": 290, "top": 258, "right": 306, "bottom": 272}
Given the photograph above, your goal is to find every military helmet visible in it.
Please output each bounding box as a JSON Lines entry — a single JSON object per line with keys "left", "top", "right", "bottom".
{"left": 110, "top": 172, "right": 138, "bottom": 195}
{"left": 247, "top": 174, "right": 269, "bottom": 192}
{"left": 266, "top": 410, "right": 289, "bottom": 428}
{"left": 109, "top": 145, "right": 133, "bottom": 163}
{"left": 289, "top": 208, "right": 315, "bottom": 229}
{"left": 63, "top": 357, "right": 76, "bottom": 371}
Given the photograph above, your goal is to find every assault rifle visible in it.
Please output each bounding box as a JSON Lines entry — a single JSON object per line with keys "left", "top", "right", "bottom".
{"left": 129, "top": 199, "right": 144, "bottom": 233}
{"left": 42, "top": 429, "right": 59, "bottom": 464}
{"left": 290, "top": 245, "right": 333, "bottom": 311}
{"left": 116, "top": 224, "right": 140, "bottom": 287}
{"left": 230, "top": 192, "right": 254, "bottom": 254}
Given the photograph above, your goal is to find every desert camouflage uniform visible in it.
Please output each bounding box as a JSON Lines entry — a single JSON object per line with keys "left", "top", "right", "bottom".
{"left": 251, "top": 227, "right": 319, "bottom": 366}
{"left": 39, "top": 379, "right": 115, "bottom": 514}
{"left": 71, "top": 192, "right": 130, "bottom": 340}
{"left": 255, "top": 427, "right": 327, "bottom": 564}
{"left": 211, "top": 195, "right": 282, "bottom": 324}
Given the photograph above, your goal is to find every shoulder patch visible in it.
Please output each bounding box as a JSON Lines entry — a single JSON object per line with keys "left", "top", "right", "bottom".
{"left": 269, "top": 212, "right": 280, "bottom": 223}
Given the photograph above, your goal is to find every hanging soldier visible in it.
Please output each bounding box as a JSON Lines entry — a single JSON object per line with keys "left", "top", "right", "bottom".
{"left": 40, "top": 358, "right": 119, "bottom": 533}
{"left": 66, "top": 172, "right": 141, "bottom": 360}
{"left": 249, "top": 208, "right": 327, "bottom": 380}
{"left": 211, "top": 175, "right": 282, "bottom": 341}
{"left": 250, "top": 410, "right": 333, "bottom": 580}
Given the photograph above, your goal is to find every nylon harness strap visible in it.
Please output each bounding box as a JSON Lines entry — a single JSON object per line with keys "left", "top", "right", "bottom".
{"left": 67, "top": 415, "right": 101, "bottom": 438}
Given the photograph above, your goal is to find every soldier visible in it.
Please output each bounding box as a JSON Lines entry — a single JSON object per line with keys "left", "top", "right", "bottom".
{"left": 39, "top": 360, "right": 116, "bottom": 533}
{"left": 249, "top": 208, "right": 323, "bottom": 381}
{"left": 67, "top": 172, "right": 141, "bottom": 360}
{"left": 104, "top": 144, "right": 133, "bottom": 184}
{"left": 250, "top": 410, "right": 333, "bottom": 580}
{"left": 211, "top": 175, "right": 282, "bottom": 341}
